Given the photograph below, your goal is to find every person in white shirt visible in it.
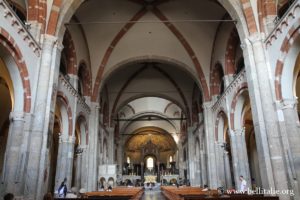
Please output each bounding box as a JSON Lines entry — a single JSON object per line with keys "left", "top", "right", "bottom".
{"left": 239, "top": 176, "right": 247, "bottom": 192}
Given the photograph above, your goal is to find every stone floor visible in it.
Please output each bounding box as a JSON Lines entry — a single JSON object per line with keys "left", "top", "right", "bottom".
{"left": 141, "top": 190, "right": 166, "bottom": 200}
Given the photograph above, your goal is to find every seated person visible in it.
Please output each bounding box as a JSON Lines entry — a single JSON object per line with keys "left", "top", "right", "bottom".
{"left": 107, "top": 185, "right": 112, "bottom": 191}
{"left": 202, "top": 184, "right": 209, "bottom": 191}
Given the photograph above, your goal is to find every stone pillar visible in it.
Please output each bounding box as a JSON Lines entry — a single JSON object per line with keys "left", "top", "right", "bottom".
{"left": 141, "top": 162, "right": 144, "bottom": 181}
{"left": 187, "top": 126, "right": 196, "bottom": 185}
{"left": 54, "top": 135, "right": 73, "bottom": 191}
{"left": 80, "top": 146, "right": 88, "bottom": 190}
{"left": 224, "top": 150, "right": 232, "bottom": 189}
{"left": 243, "top": 34, "right": 290, "bottom": 199}
{"left": 1, "top": 112, "right": 25, "bottom": 196}
{"left": 235, "top": 128, "right": 251, "bottom": 189}
{"left": 74, "top": 151, "right": 82, "bottom": 189}
{"left": 215, "top": 143, "right": 225, "bottom": 187}
{"left": 203, "top": 102, "right": 218, "bottom": 188}
{"left": 200, "top": 150, "right": 207, "bottom": 186}
{"left": 229, "top": 130, "right": 240, "bottom": 189}
{"left": 107, "top": 128, "right": 115, "bottom": 164}
{"left": 24, "top": 35, "right": 61, "bottom": 200}
{"left": 157, "top": 161, "right": 160, "bottom": 182}
{"left": 87, "top": 103, "right": 100, "bottom": 191}
{"left": 278, "top": 99, "right": 300, "bottom": 196}
{"left": 66, "top": 136, "right": 76, "bottom": 187}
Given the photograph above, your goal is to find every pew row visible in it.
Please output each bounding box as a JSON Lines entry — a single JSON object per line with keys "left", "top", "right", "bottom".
{"left": 161, "top": 186, "right": 280, "bottom": 200}
{"left": 54, "top": 187, "right": 144, "bottom": 200}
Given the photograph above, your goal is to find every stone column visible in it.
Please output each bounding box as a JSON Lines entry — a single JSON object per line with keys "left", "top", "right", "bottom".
{"left": 80, "top": 146, "right": 88, "bottom": 190}
{"left": 278, "top": 99, "right": 300, "bottom": 196}
{"left": 66, "top": 136, "right": 76, "bottom": 187}
{"left": 216, "top": 143, "right": 225, "bottom": 187}
{"left": 54, "top": 135, "right": 70, "bottom": 191}
{"left": 229, "top": 130, "right": 240, "bottom": 188}
{"left": 87, "top": 103, "right": 100, "bottom": 191}
{"left": 1, "top": 112, "right": 25, "bottom": 196}
{"left": 235, "top": 128, "right": 251, "bottom": 189}
{"left": 200, "top": 150, "right": 207, "bottom": 186}
{"left": 141, "top": 162, "right": 144, "bottom": 181}
{"left": 157, "top": 161, "right": 160, "bottom": 182}
{"left": 203, "top": 102, "right": 218, "bottom": 188}
{"left": 107, "top": 128, "right": 115, "bottom": 164}
{"left": 187, "top": 126, "right": 196, "bottom": 185}
{"left": 24, "top": 35, "right": 62, "bottom": 200}
{"left": 224, "top": 150, "right": 232, "bottom": 189}
{"left": 243, "top": 34, "right": 290, "bottom": 199}
{"left": 74, "top": 151, "right": 82, "bottom": 189}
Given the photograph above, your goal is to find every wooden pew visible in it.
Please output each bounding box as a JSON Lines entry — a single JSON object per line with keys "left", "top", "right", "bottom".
{"left": 54, "top": 187, "right": 144, "bottom": 200}
{"left": 161, "top": 186, "right": 279, "bottom": 200}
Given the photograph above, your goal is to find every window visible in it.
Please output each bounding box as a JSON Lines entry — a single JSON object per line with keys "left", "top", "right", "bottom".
{"left": 169, "top": 156, "right": 173, "bottom": 162}
{"left": 127, "top": 156, "right": 130, "bottom": 164}
{"left": 147, "top": 157, "right": 154, "bottom": 169}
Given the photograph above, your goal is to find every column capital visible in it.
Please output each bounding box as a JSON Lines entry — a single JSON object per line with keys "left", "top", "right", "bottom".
{"left": 9, "top": 111, "right": 25, "bottom": 122}
{"left": 202, "top": 101, "right": 213, "bottom": 109}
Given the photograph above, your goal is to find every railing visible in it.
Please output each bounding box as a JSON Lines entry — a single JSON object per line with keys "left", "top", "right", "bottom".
{"left": 0, "top": 0, "right": 41, "bottom": 56}
{"left": 59, "top": 74, "right": 91, "bottom": 114}
{"left": 212, "top": 68, "right": 247, "bottom": 111}
{"left": 265, "top": 0, "right": 299, "bottom": 45}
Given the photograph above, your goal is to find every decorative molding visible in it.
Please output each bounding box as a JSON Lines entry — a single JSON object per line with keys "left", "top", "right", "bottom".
{"left": 59, "top": 74, "right": 91, "bottom": 114}
{"left": 212, "top": 68, "right": 247, "bottom": 111}
{"left": 265, "top": 0, "right": 300, "bottom": 48}
{"left": 0, "top": 0, "right": 41, "bottom": 56}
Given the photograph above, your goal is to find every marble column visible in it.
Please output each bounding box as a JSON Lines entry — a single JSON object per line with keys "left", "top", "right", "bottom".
{"left": 243, "top": 35, "right": 290, "bottom": 199}
{"left": 80, "top": 146, "right": 88, "bottom": 190}
{"left": 224, "top": 150, "right": 232, "bottom": 189}
{"left": 229, "top": 130, "right": 240, "bottom": 189}
{"left": 74, "top": 151, "right": 82, "bottom": 189}
{"left": 203, "top": 102, "right": 218, "bottom": 188}
{"left": 24, "top": 35, "right": 62, "bottom": 200}
{"left": 1, "top": 112, "right": 25, "bottom": 196}
{"left": 235, "top": 128, "right": 251, "bottom": 189}
{"left": 279, "top": 99, "right": 300, "bottom": 196}
{"left": 66, "top": 136, "right": 76, "bottom": 188}
{"left": 187, "top": 126, "right": 196, "bottom": 186}
{"left": 87, "top": 103, "right": 100, "bottom": 191}
{"left": 200, "top": 150, "right": 207, "bottom": 186}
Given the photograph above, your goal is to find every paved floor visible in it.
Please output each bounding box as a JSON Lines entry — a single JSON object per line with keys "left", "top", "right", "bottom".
{"left": 141, "top": 190, "right": 166, "bottom": 200}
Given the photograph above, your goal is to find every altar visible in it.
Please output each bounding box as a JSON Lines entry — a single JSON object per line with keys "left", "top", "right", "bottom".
{"left": 161, "top": 174, "right": 179, "bottom": 182}
{"left": 144, "top": 175, "right": 157, "bottom": 183}
{"left": 122, "top": 175, "right": 141, "bottom": 183}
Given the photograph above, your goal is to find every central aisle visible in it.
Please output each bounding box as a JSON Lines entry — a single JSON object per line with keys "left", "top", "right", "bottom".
{"left": 141, "top": 190, "right": 167, "bottom": 200}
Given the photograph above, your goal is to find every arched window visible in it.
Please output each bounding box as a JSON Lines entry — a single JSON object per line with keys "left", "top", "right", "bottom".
{"left": 169, "top": 156, "right": 173, "bottom": 162}
{"left": 127, "top": 156, "right": 130, "bottom": 164}
{"left": 147, "top": 157, "right": 154, "bottom": 169}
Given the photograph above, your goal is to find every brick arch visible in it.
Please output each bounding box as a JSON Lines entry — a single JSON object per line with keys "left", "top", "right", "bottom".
{"left": 56, "top": 91, "right": 73, "bottom": 136}
{"left": 63, "top": 30, "right": 77, "bottom": 75}
{"left": 275, "top": 19, "right": 300, "bottom": 100}
{"left": 152, "top": 7, "right": 210, "bottom": 101}
{"left": 225, "top": 28, "right": 239, "bottom": 75}
{"left": 257, "top": 0, "right": 276, "bottom": 33}
{"left": 214, "top": 109, "right": 227, "bottom": 141}
{"left": 211, "top": 62, "right": 225, "bottom": 96}
{"left": 78, "top": 60, "right": 92, "bottom": 96}
{"left": 28, "top": 0, "right": 47, "bottom": 33}
{"left": 91, "top": 8, "right": 148, "bottom": 102}
{"left": 240, "top": 0, "right": 258, "bottom": 34}
{"left": 76, "top": 113, "right": 89, "bottom": 145}
{"left": 230, "top": 83, "right": 248, "bottom": 129}
{"left": 46, "top": 0, "right": 62, "bottom": 35}
{"left": 0, "top": 28, "right": 31, "bottom": 112}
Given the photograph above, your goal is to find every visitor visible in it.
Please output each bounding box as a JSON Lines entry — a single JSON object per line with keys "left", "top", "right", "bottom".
{"left": 202, "top": 184, "right": 209, "bottom": 191}
{"left": 107, "top": 185, "right": 112, "bottom": 191}
{"left": 239, "top": 175, "right": 247, "bottom": 192}
{"left": 3, "top": 193, "right": 14, "bottom": 200}
{"left": 58, "top": 178, "right": 68, "bottom": 197}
